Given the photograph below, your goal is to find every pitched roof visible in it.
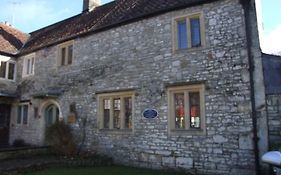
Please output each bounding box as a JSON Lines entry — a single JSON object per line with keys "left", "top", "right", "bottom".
{"left": 19, "top": 0, "right": 219, "bottom": 55}
{"left": 0, "top": 22, "right": 29, "bottom": 55}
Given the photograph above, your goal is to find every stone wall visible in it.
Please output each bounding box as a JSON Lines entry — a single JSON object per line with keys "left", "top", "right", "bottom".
{"left": 266, "top": 94, "right": 281, "bottom": 149}
{"left": 10, "top": 0, "right": 258, "bottom": 174}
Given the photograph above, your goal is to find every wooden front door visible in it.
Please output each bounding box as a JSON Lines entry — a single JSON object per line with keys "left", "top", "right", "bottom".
{"left": 0, "top": 105, "right": 11, "bottom": 147}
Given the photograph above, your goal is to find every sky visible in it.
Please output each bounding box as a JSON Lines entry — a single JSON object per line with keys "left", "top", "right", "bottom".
{"left": 260, "top": 0, "right": 281, "bottom": 54}
{"left": 0, "top": 0, "right": 280, "bottom": 54}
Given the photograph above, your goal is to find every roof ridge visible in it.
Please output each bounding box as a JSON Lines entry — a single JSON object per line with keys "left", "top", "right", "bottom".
{"left": 0, "top": 23, "right": 28, "bottom": 54}
{"left": 0, "top": 22, "right": 28, "bottom": 35}
{"left": 19, "top": 0, "right": 221, "bottom": 55}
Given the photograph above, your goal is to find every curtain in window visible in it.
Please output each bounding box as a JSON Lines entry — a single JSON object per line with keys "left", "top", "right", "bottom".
{"left": 190, "top": 18, "right": 201, "bottom": 47}
{"left": 177, "top": 20, "right": 188, "bottom": 49}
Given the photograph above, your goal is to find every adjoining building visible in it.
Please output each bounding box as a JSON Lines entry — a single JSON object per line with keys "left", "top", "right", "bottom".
{"left": 262, "top": 53, "right": 281, "bottom": 150}
{"left": 0, "top": 22, "right": 28, "bottom": 147}
{"left": 0, "top": 0, "right": 278, "bottom": 174}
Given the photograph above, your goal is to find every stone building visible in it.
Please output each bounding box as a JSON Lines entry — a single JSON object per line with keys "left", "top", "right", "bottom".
{"left": 0, "top": 0, "right": 274, "bottom": 174}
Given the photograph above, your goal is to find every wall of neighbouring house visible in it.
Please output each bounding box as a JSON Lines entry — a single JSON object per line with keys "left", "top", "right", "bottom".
{"left": 10, "top": 0, "right": 264, "bottom": 174}
{"left": 266, "top": 94, "right": 281, "bottom": 149}
{"left": 262, "top": 53, "right": 281, "bottom": 151}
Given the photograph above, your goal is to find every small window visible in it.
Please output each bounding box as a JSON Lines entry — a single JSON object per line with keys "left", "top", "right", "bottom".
{"left": 0, "top": 61, "right": 16, "bottom": 80}
{"left": 58, "top": 41, "right": 74, "bottom": 66}
{"left": 17, "top": 104, "right": 29, "bottom": 125}
{"left": 168, "top": 84, "right": 205, "bottom": 135}
{"left": 98, "top": 91, "right": 134, "bottom": 131}
{"left": 23, "top": 54, "right": 35, "bottom": 77}
{"left": 174, "top": 13, "right": 204, "bottom": 50}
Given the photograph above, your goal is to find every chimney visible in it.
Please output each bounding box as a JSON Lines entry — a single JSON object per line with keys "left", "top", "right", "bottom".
{"left": 83, "top": 0, "right": 101, "bottom": 12}
{"left": 4, "top": 21, "right": 12, "bottom": 27}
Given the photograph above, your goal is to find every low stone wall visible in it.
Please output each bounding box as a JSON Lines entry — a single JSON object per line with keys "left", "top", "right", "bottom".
{"left": 0, "top": 146, "right": 49, "bottom": 161}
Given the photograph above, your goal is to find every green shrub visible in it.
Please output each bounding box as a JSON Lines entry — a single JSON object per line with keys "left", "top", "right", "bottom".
{"left": 45, "top": 121, "right": 77, "bottom": 157}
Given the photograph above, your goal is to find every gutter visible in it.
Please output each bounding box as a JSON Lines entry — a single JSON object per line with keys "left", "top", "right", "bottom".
{"left": 240, "top": 0, "right": 260, "bottom": 174}
{"left": 0, "top": 50, "right": 16, "bottom": 57}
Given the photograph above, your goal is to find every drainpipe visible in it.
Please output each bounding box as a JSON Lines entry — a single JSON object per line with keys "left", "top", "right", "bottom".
{"left": 239, "top": 0, "right": 260, "bottom": 174}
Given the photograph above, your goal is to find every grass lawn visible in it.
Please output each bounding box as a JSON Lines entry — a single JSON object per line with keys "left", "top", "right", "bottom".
{"left": 24, "top": 166, "right": 186, "bottom": 175}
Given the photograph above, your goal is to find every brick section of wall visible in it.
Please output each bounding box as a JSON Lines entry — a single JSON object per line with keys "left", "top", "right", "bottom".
{"left": 11, "top": 0, "right": 256, "bottom": 174}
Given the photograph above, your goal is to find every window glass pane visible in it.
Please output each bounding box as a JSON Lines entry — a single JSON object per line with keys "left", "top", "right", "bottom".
{"left": 17, "top": 106, "right": 22, "bottom": 124}
{"left": 45, "top": 107, "right": 53, "bottom": 127}
{"left": 68, "top": 45, "right": 73, "bottom": 65}
{"left": 124, "top": 97, "right": 132, "bottom": 129}
{"left": 56, "top": 108, "right": 59, "bottom": 123}
{"left": 177, "top": 20, "right": 188, "bottom": 49}
{"left": 23, "top": 105, "right": 28, "bottom": 125}
{"left": 190, "top": 18, "right": 201, "bottom": 47}
{"left": 61, "top": 47, "right": 66, "bottom": 66}
{"left": 31, "top": 57, "right": 34, "bottom": 74}
{"left": 189, "top": 92, "right": 200, "bottom": 128}
{"left": 27, "top": 59, "right": 30, "bottom": 74}
{"left": 113, "top": 98, "right": 121, "bottom": 129}
{"left": 0, "top": 61, "right": 7, "bottom": 78}
{"left": 8, "top": 62, "right": 15, "bottom": 80}
{"left": 174, "top": 93, "right": 185, "bottom": 129}
{"left": 103, "top": 99, "right": 110, "bottom": 129}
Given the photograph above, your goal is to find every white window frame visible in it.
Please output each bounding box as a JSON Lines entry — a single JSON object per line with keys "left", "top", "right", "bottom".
{"left": 0, "top": 60, "right": 16, "bottom": 81}
{"left": 23, "top": 54, "right": 35, "bottom": 77}
{"left": 97, "top": 91, "right": 135, "bottom": 133}
{"left": 58, "top": 41, "right": 74, "bottom": 67}
{"left": 17, "top": 103, "right": 29, "bottom": 126}
{"left": 167, "top": 84, "right": 206, "bottom": 136}
{"left": 172, "top": 13, "right": 206, "bottom": 51}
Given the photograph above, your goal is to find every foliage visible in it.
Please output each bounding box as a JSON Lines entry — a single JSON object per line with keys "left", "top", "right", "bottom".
{"left": 12, "top": 139, "right": 29, "bottom": 147}
{"left": 44, "top": 121, "right": 77, "bottom": 157}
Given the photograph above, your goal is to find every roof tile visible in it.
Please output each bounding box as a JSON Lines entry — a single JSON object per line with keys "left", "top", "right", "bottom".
{"left": 0, "top": 23, "right": 28, "bottom": 55}
{"left": 20, "top": 0, "right": 218, "bottom": 55}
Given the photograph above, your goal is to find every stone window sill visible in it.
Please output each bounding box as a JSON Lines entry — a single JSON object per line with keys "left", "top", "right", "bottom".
{"left": 170, "top": 128, "right": 206, "bottom": 136}
{"left": 173, "top": 45, "right": 207, "bottom": 54}
{"left": 99, "top": 128, "right": 133, "bottom": 135}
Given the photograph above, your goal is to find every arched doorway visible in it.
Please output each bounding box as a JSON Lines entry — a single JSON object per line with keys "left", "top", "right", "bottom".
{"left": 44, "top": 104, "right": 59, "bottom": 127}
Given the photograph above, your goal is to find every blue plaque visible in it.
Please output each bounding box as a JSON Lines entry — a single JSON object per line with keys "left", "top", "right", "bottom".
{"left": 143, "top": 109, "right": 158, "bottom": 119}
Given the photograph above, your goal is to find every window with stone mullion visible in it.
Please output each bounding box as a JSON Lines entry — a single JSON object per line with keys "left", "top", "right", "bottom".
{"left": 173, "top": 90, "right": 201, "bottom": 130}
{"left": 102, "top": 96, "right": 132, "bottom": 130}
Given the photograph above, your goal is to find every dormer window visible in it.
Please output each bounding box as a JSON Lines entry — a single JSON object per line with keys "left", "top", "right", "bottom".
{"left": 0, "top": 60, "right": 16, "bottom": 80}
{"left": 58, "top": 41, "right": 73, "bottom": 66}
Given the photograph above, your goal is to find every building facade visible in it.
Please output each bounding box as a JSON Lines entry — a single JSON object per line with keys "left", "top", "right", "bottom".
{"left": 0, "top": 0, "right": 271, "bottom": 174}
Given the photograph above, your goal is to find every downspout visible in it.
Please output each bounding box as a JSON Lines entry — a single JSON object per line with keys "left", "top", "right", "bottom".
{"left": 239, "top": 0, "right": 260, "bottom": 174}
